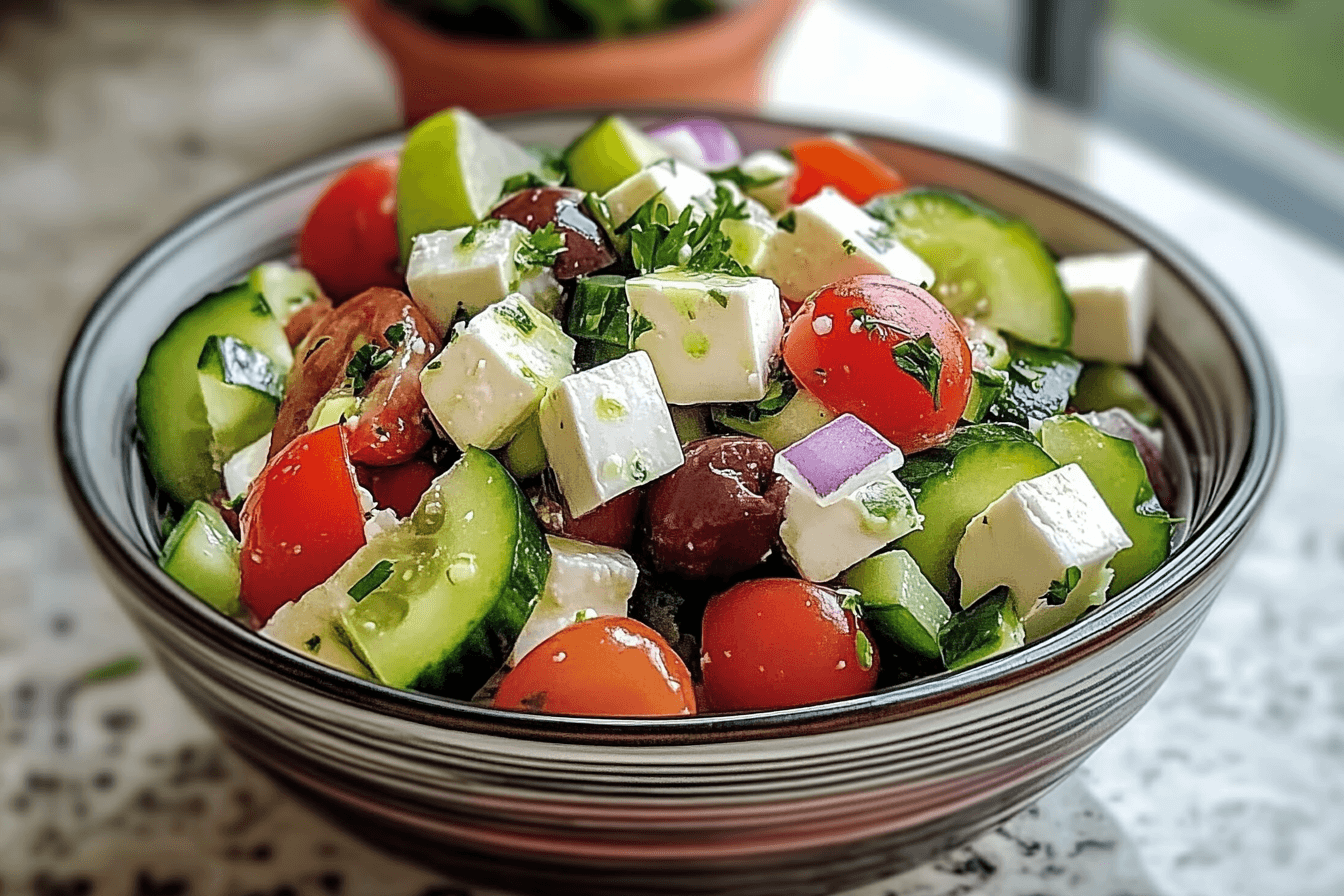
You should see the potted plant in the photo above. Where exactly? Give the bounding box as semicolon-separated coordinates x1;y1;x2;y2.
343;0;803;124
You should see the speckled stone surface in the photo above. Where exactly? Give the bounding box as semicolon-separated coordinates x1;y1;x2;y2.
3;1;1342;894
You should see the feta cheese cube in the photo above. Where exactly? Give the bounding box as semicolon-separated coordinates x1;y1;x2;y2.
420;295;575;451
779;473;923;582
510;536;639;662
539;351;684;516
626;270;784;404
406;219;562;332
955;463;1133;641
222;432;270;500
774;413;904;506
757;188;935;303
1058;251;1154;365
261;588;372;679
732;150;796;213
601;160;717;228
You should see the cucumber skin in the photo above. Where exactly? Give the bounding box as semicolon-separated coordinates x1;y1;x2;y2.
841;551;950;662
157;501;242;617
1039;415;1172;594
1073;363;1163;427
137;284;292;505
939;588;1024;671
867;188;1073;350
898;435;1058;597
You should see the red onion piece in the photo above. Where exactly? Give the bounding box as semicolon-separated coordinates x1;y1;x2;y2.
648;118;742;170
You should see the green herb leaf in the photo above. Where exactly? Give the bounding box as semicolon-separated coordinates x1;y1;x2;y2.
304;635;322;652
458;219;502;249
348;560;394;603
777;210;797;233
383;323;405;348
711;163;785;191
891;333;944;408
847;306;901;338
709;288;729;308
1044;566;1082;606
515;222;567;271
346;342;395;393
720;362;797;423
630;309;655;343
496;301;537;335
841;238;859;256
624;186;751;277
855;629;874;671
82;654;142;684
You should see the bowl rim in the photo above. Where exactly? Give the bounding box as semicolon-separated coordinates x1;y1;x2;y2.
55;106;1284;746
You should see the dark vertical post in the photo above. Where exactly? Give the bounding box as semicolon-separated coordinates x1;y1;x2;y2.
1019;0;1108;109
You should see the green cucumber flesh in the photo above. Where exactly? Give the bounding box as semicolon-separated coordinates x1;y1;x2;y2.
1038;415;1172;593
1073;363;1163;426
841;550;950;662
502;414;548;481
567;274;631;347
962;367;1008;423
247;261;320;326
197;335;283;462
340;448;549;694
564;115;669;195
939;586;1024;671
157;501;242;616
137;284;292;504
867;188;1073;349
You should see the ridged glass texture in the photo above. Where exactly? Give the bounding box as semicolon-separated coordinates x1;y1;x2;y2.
57;112;1282;896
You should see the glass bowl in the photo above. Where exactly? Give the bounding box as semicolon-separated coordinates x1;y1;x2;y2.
56;110;1282;896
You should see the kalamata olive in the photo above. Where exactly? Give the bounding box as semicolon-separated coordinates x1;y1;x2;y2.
644;436;788;580
491;186;617;279
529;477;642;550
271;287;440;466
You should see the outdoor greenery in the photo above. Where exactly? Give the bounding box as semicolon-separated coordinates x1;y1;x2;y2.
390;0;719;40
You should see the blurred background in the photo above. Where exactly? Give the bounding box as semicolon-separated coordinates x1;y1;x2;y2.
2;1;1342;895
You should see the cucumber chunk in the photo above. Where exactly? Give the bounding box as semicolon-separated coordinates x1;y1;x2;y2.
339;448;549;695
197;335;284;462
568;274;633;347
137;284;293;504
939;587;1024;671
564;115;669;195
712;367;837;450
840;549;951;662
984;339;1083;428
897;424;1058;596
1073;362;1163;427
867;188;1073;349
1038;415;1172;593
157;501;242;616
502;414;547;481
247;261;320;327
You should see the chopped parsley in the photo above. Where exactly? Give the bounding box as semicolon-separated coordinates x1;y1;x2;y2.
841;238;858;256
383;322;405;349
709;288;729;308
625;186;750;277
777;210;797;233
847;306;900;338
1044;566;1082;606
458;219;502;248
891;333;944;408
348;560;395;603
304;635;322;652
346;342;395;393
711;164;784;191
855;629;874;671
515;222;567;270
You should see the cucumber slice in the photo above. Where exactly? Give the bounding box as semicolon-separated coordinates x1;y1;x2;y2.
867;188;1073;349
840;549;951;661
1038;415;1172;593
939;586;1024;671
1073;362;1163;427
712;388;837;451
137;284;293;504
157;501;242;616
897;424;1058;596
564;115;669;195
985;339;1083;428
502;414;547;481
196;335;284;462
339;448;549;695
398;107;542;261
247;261;320;326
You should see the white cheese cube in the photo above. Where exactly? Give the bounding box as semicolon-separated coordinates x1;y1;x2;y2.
222;432;270;500
601;160;717;227
955;463;1133;640
538;351;684;516
510;536;639;662
420;295;575;451
757;188;935;303
406;219;562;333
779;473;922;582
1058;251;1154;365
626;271;783;405
733;150;796;213
261;589;372;679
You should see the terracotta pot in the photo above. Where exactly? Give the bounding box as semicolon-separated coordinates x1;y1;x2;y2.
342;0;803;124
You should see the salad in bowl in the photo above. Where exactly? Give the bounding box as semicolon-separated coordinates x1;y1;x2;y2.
140;108;1175;717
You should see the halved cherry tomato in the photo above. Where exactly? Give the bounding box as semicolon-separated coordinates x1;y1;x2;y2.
700;579;879;712
783;274;972;453
789;138;907;206
298;156;403;302
494;617;696;717
239;425;366;624
357;460;440;518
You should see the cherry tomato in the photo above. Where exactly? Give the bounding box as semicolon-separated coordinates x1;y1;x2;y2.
783;274;972;453
298;156;402;302
239;425;367;624
700;579;879;712
357;460;440;517
789;138;907;206
494;617;696;717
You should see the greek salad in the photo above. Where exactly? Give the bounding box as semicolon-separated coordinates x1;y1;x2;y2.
141;110;1174;717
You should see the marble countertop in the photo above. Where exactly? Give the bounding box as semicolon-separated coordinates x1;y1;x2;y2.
3;1;1342;893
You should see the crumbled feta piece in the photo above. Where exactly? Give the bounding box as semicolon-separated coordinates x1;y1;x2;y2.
261;588;372;679
778;473;923;582
733;150;796;213
1058;251;1154;365
955;463;1133;641
222;432;270;500
420;295;575;451
625;270;783;404
774;414;904;506
510;536;639;662
757;188;935;303
601;160;717;227
538;351;684;517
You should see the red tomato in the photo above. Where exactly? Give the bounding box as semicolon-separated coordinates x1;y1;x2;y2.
494;617;696;717
783;275;972;453
700;579;879;712
357;460;440;517
789;138;907;206
239;426;367;624
298;156;402;302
